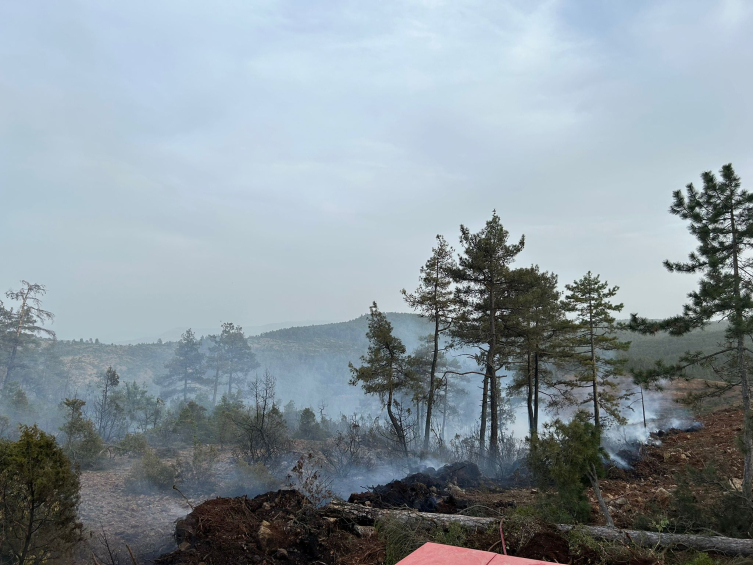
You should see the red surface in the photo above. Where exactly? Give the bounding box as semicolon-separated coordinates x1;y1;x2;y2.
397;542;552;565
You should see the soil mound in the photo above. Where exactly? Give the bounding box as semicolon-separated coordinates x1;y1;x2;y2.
154;489;381;565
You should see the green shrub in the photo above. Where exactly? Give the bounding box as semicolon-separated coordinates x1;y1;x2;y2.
125;449;176;493
668;464;753;538
527;411;606;524
0;425;82;564
60;398;104;469
117;433;148;456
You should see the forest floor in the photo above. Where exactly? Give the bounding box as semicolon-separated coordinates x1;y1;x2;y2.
73;396;746;564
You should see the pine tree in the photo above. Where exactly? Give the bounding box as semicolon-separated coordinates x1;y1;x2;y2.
0;281;55;397
92;366;125;441
508;266;571;438
450;212;524;461
157;329;207;401
562;272;630;429
349;302;415;456
206;323;259;402
402;235;457;451
222;324;258;397
630;163;753;498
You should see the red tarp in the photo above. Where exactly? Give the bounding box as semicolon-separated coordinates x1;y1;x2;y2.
397;542;552;565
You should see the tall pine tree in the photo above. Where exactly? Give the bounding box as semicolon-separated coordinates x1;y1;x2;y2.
402;235;457;451
156;329;206;401
508;266;571;438
562;272;630;429
450;212;524;461
349;302;415;456
630;164;753;498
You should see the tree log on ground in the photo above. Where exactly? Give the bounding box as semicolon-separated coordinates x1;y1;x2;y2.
326;501;753;556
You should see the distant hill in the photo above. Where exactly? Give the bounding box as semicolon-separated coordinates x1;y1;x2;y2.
53;315;736;412
55;313;435;411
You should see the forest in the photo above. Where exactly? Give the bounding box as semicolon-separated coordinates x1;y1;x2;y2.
1;164;753;565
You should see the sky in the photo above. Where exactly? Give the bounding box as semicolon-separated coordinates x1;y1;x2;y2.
1;0;752;342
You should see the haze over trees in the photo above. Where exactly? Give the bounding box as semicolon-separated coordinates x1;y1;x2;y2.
5;163;753;561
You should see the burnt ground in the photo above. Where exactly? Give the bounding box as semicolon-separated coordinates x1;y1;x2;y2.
595;406;745;528
89;401;747;564
347;461;484;513
154;490;384;565
73;455;200;564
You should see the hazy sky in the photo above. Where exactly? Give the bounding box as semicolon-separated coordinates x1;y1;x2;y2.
2;1;752;342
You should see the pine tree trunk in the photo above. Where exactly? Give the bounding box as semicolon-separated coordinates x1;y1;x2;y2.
441;379;448;445
212;367;220;406
480;374;488;456
424;315;440;451
588;463;614;528
488;289;499;463
730;210;752;499
533;351;540;434
526;352;534;438
387;385;408;456
589;300;600;429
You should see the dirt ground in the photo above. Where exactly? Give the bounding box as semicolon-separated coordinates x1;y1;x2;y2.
73;456;200;564
595;406;744;528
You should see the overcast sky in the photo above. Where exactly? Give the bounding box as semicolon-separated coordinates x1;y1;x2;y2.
1;0;752;342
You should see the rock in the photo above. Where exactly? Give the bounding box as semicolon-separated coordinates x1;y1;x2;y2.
613;497;628;506
178;541;191;551
730;478;743;491
654;487;670;507
448;485;465;498
274;548;289;560
355;525;376;537
258;520;273;547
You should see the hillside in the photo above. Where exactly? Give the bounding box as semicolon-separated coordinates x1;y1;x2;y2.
53;315;736;411
54;313;435;410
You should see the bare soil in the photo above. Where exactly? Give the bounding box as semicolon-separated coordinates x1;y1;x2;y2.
73;456;199;564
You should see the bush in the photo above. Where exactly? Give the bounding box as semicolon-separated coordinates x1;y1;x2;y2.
668;464;753;538
60;398;104;469
117;432;149;456
528;412;607;524
295;408;326;440
0;425;82;564
125;449;176;493
174;440;220;494
321;420;373;478
287;453;333;506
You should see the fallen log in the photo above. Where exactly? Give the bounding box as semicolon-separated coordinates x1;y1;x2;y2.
326;501;753;556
